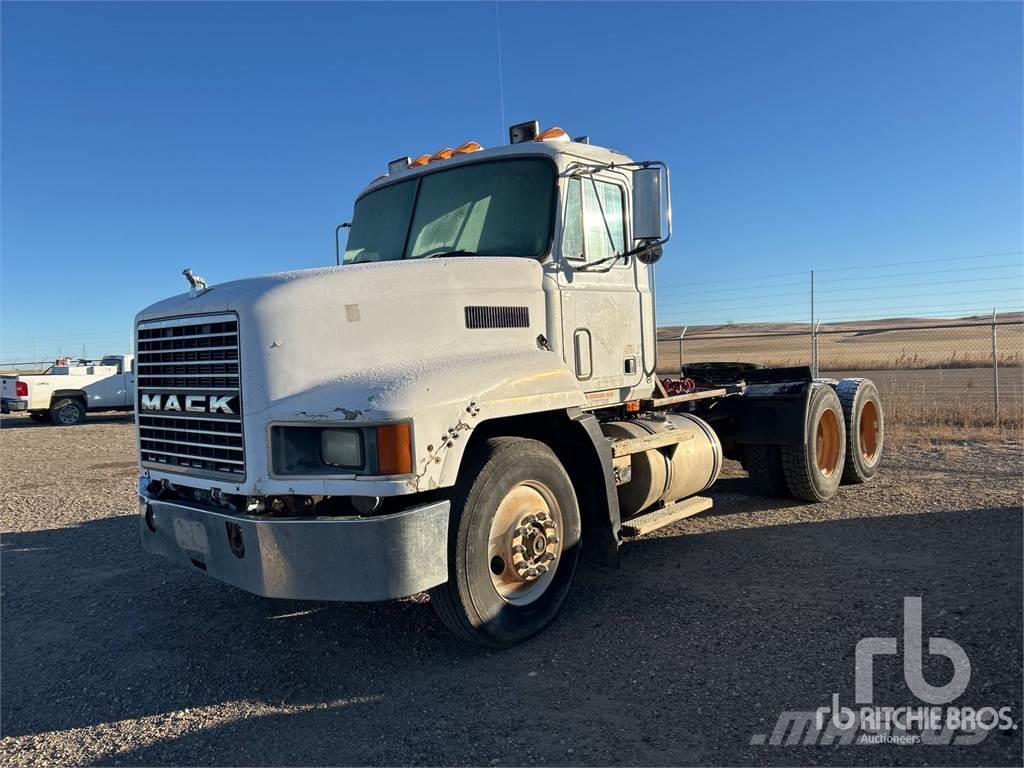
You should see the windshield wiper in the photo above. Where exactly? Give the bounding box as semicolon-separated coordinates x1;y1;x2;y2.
427;250;480;258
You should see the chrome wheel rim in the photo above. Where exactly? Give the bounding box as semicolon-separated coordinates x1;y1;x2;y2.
57;404;80;424
487;482;562;606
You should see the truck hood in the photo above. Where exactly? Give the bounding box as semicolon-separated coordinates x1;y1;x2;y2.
135;257;550;412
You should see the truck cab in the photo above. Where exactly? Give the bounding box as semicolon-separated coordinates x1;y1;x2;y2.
136;122;882;646
340;128;664;403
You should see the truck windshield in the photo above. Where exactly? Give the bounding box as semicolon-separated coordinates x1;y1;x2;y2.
344;158;554;264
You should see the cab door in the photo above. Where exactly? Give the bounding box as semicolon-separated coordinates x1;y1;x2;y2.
557;171;648;402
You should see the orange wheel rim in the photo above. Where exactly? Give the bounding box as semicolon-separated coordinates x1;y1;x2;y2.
860;400;879;462
816;408;841;477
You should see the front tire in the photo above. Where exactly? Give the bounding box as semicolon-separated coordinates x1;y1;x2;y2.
429;437;582;648
50;398;85;426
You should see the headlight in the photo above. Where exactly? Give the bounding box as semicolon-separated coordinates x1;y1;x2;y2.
270;423;412;477
321;429;363;468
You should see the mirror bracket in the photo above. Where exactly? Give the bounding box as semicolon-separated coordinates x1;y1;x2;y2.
635;242;663;265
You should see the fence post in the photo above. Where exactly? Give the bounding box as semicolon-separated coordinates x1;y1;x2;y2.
810;270;815;373
813;320;822;378
678;326;687;374
991;308;999;427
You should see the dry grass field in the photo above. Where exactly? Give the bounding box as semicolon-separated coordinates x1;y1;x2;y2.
658;314;1024;433
658;313;1024;370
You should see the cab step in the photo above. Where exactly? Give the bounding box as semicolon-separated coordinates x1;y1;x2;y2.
620;495;713;537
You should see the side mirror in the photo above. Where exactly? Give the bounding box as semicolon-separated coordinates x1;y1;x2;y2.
632;163;672;244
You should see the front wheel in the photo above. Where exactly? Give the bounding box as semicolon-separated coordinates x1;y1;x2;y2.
50;398;86;426
429;437;581;647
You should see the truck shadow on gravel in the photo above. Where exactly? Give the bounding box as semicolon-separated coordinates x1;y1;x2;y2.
695;477;806;516
1;503;1021;766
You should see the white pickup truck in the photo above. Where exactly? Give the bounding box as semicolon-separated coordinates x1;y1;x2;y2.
1;354;135;425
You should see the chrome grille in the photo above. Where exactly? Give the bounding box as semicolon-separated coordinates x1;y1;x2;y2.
136;314;245;480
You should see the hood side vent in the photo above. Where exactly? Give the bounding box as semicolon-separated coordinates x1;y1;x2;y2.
465;305;530;330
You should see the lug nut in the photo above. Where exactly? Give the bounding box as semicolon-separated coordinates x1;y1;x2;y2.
513;544;527;554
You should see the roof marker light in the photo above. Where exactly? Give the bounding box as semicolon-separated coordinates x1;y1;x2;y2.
536;126;568;142
410;154;431;168
430;147;455;162
453;141;483;155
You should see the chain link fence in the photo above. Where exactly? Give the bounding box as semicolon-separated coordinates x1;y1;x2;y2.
655;253;1024;433
657;316;1024;431
0;361;53;375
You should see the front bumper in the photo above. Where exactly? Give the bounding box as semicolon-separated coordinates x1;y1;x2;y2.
139;496;450;602
1;399;28;414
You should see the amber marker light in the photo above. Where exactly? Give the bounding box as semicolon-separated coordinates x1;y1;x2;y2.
376;423;413;475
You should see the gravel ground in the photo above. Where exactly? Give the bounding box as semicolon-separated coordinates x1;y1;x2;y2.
1;413;1021;767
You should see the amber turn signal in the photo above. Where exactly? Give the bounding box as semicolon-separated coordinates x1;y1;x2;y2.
376;423;413;475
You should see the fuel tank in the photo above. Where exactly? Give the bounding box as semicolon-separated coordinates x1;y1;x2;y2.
602;413;722;518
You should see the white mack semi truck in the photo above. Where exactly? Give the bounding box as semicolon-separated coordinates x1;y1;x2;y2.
135;122;883;647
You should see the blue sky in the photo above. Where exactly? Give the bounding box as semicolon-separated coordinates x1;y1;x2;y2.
2;1;1021;359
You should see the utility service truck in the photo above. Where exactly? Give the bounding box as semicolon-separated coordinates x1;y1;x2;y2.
135;122;884;647
2;355;136;425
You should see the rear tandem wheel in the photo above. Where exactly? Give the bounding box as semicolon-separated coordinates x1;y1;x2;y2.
744;383;848;503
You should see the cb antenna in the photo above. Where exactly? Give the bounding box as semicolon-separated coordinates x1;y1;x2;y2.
494;1;506;144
